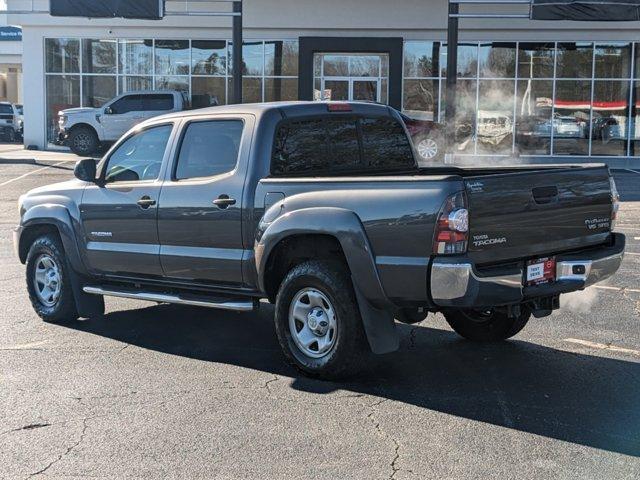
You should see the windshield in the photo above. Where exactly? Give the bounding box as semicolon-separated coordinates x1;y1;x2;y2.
0;104;13;114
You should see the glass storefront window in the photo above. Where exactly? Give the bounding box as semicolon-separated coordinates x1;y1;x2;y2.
479;42;516;79
265;40;298;77
322;55;349;77
46;75;79;142
228;41;264;76
515;80;553;155
477;80;514;154
229;77;262;103
192;76;226;107
82;75;117;107
631;82;640;156
404;41;439;78
118;39;153;75
553;80;591;155
557;43;593;79
120;76;153;93
350;56;381;77
440;43;478;78
265;78;298;102
440;80;477;153
590;81;630;156
45;38;79;73
155;76;189;95
155;40;190;75
594;43;631;79
518;43;555;79
403;79;438;121
192;40;227;75
82;39;117;74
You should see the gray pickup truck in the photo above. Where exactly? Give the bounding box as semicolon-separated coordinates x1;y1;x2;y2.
14;101;625;378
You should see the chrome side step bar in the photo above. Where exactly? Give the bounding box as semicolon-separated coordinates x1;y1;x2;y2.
83;286;254;312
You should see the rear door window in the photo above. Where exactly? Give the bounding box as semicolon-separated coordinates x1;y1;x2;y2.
174;120;244;180
143;94;174;111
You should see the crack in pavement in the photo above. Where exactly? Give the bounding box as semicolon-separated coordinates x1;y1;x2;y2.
27;417;91;478
262;375;279;394
365;398;404;479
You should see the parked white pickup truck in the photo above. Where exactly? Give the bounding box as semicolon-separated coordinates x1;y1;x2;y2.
57;90;186;156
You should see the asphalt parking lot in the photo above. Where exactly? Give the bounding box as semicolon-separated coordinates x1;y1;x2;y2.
0;151;639;479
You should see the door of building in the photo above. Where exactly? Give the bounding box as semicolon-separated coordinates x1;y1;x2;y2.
315;53;389;104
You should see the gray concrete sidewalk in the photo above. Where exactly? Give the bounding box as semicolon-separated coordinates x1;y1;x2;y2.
0;144;81;164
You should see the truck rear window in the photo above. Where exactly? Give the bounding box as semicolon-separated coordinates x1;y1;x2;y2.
271;115;415;176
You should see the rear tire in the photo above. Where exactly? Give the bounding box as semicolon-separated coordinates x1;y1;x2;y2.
26;234;78;323
68;126;99;156
274;260;368;379
443;307;531;342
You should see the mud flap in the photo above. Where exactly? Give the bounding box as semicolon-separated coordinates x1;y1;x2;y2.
65;257;104;318
354;284;399;354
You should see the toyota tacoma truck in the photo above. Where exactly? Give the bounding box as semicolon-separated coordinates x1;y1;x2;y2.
14;101;625;378
57;90;186;156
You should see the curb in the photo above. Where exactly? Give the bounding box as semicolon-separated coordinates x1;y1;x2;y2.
0;158;36;165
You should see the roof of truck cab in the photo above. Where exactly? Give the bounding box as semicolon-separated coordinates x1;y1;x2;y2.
145;101;395;124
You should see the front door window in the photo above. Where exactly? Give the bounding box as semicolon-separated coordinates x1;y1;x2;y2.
314;53;389;103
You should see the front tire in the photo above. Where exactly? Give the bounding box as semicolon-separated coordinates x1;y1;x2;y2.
68;126;99;156
274;260;367;379
443;307;531;342
26;235;78;323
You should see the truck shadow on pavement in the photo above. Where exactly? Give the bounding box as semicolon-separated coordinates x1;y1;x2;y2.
65;303;640;457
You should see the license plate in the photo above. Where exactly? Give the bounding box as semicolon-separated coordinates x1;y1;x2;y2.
526;257;556;286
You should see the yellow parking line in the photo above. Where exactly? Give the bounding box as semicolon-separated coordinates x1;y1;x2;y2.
564;338;640;357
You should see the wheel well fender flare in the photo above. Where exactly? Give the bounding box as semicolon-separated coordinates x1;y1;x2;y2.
69;123;99;138
256;207;399;354
19;204;87;276
256;207;386;306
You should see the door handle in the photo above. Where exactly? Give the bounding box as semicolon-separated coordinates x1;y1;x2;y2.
137;196;156;209
213;195;237;209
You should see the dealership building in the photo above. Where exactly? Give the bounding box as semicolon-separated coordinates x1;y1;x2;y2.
7;0;640;164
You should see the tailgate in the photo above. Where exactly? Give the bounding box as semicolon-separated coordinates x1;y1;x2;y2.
465;166;613;264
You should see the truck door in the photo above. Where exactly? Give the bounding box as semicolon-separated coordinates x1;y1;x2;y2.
157;115;252;286
102;94;144;141
80;123;175;277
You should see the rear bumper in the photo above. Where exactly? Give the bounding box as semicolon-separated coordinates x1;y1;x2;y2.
430;233;625;308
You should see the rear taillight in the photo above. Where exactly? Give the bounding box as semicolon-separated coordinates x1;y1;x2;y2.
433;191;469;255
610;177;620;230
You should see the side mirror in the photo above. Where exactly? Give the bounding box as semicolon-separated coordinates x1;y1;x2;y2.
74;158;97;183
104;106;114;115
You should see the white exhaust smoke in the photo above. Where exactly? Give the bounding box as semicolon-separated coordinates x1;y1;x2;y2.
560;287;599;314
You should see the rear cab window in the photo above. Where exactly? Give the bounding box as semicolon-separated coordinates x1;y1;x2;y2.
271;114;415;176
143;94;175;111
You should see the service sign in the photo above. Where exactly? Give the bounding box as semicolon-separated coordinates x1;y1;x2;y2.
0;27;22;42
